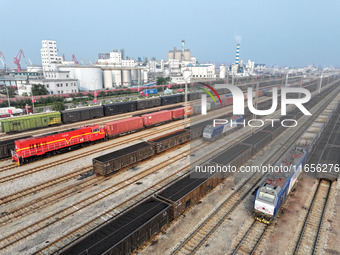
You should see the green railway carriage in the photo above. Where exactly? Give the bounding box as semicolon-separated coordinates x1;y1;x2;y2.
0;112;62;133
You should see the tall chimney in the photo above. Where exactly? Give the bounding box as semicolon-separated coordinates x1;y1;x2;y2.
235;43;240;65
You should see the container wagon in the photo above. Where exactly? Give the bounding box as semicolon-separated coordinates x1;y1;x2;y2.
93;142;155;176
171;108;185;120
141;110;172;127
61;197;171;255
61;106;104;123
104;117;144;138
0;112;61;133
103;101;137;116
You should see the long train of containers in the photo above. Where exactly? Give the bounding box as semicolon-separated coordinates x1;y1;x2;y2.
61;82;340;255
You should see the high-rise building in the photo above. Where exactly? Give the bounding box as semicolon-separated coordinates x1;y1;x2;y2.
40;40;62;70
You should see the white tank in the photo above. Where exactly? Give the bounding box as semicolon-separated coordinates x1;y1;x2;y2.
112;70;122;87
143;70;148;83
122;69;131;86
103;70;113;88
131;69;138;84
137;69;142;85
59;66;103;90
184;50;191;61
219;65;226;79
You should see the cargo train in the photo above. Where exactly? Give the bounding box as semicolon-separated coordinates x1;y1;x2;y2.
0;85;274;134
254;94;340;224
11;108;189;165
3;87;272;161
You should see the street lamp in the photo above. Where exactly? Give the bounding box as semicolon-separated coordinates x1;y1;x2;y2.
183;70;192;128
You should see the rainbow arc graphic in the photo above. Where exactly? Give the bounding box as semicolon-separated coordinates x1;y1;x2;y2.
198;82;222;106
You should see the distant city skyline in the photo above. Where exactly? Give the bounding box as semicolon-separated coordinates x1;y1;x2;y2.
1;0;339;68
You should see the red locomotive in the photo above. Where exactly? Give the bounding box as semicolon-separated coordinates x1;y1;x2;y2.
11;124;105;165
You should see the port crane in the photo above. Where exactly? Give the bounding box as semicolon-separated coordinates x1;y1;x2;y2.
13;49;25;72
72;54;79;64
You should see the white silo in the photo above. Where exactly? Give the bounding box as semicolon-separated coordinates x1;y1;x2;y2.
103;69;113;88
143;70;148;84
131;69;138;85
112;70;122;87
122;69;131;86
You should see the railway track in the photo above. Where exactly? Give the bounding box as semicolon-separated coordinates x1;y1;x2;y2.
293;180;332;255
29;117;268;254
170;87;340;255
0;79;332;253
232;221;268;255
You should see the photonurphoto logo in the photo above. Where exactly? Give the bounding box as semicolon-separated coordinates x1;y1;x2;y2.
200;83;312;128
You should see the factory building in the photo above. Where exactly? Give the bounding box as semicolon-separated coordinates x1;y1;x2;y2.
187;63;216;80
97;50;137;67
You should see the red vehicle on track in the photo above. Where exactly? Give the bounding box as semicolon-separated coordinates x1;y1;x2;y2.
11;124;105;165
104;117;144;138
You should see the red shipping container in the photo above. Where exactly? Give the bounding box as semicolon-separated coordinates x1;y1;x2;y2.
171;108;185;119
225;97;233;106
104;117;143;138
142;110;172;127
257;90;263;96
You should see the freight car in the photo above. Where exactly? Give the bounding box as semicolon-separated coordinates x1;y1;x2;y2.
104;117;144;139
93;141;155;176
160;94;183;105
61;197;171;255
141;110;172;127
93;129;191;176
136;97;161;110
61;106;104;123
103;101;137;116
12;124;105;165
0;112;62;133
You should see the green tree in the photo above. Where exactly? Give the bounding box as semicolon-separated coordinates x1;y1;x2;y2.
99;91;106;98
77;92;84;97
31;84;49;96
51;101;66;111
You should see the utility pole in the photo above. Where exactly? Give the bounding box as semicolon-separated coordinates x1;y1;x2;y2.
318;71;323;93
3;86;10;107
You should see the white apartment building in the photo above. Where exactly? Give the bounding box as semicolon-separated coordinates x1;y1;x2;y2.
40;40;62;70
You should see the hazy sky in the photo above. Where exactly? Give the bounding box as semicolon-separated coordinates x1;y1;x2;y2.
1;0;339;68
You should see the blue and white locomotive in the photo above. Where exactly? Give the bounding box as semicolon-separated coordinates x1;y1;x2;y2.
202;116;244;141
254;98;338;224
254;147;307;224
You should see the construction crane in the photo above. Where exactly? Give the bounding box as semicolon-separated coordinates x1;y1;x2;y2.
13;49;25;72
72;54;79;64
0;51;6;70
